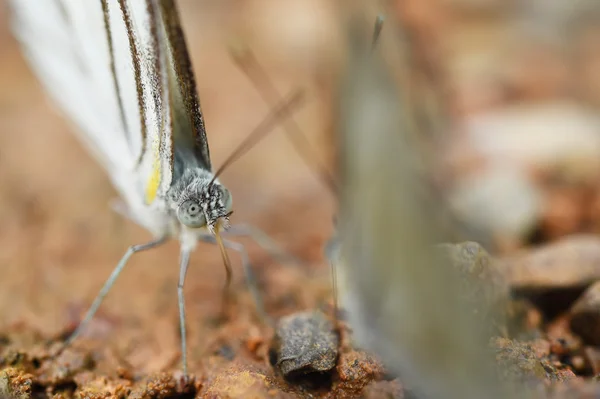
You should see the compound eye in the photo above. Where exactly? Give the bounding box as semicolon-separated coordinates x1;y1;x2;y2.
219;186;233;213
177;200;206;228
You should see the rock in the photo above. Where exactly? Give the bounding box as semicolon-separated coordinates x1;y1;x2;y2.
448;164;542;243
0;368;33;399
272;311;338;376
583;346;600;375
437;241;511;334
438;241;509;295
464;102;600;182
546;315;582;354
570;281;600;345
493;337;574;389
332;350;386;398
541;186;589;240
502;235;600;290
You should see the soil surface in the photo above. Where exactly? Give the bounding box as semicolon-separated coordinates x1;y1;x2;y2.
5;1;600;398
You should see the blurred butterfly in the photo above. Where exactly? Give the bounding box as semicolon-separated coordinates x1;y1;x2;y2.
9;0;304;375
233;10;509;398
334;11;509;399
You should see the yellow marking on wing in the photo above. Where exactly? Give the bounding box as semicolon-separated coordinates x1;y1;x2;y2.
145;138;161;204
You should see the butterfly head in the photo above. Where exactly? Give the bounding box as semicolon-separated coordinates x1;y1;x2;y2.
173;171;233;233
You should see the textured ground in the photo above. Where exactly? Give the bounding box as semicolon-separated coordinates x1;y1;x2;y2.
4;1;600;398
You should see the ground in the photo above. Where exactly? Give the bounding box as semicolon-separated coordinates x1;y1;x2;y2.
4;1;600;398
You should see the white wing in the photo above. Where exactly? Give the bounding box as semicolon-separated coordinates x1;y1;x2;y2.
10;0;178;203
12;1;132;169
10;0;217;234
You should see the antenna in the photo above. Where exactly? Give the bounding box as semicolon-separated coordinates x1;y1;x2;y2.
229;42;338;195
371;14;385;52
225;12;386;195
210;89;306;185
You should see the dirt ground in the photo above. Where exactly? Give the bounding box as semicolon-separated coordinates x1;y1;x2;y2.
5;1;600;398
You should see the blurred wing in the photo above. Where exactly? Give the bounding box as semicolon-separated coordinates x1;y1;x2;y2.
336;12;505;399
9;0;209;207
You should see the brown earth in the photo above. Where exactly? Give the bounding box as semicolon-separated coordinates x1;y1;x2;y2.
5;1;600;398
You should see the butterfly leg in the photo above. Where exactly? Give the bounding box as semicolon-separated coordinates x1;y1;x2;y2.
198;235;272;326
324;234;341;320
223;223;303;267
60;237;167;351
223;238;273;325
177;246;192;376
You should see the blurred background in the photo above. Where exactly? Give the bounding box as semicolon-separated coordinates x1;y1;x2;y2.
3;0;600;384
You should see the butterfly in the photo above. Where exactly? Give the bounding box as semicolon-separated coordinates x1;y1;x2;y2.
9;0;303;375
233;9;510;397
334;11;509;399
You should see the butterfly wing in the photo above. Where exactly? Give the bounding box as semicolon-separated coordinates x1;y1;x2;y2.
12;1;132;169
158;0;211;173
337;13;506;399
10;0;212;220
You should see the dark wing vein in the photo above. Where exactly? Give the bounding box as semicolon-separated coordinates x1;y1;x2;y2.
158;0;211;170
147;0;174;183
117;0;147;166
101;0;132;158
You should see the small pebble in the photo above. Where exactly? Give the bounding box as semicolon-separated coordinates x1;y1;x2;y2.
570;281;600;345
502;235;600;290
273;311;338;376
